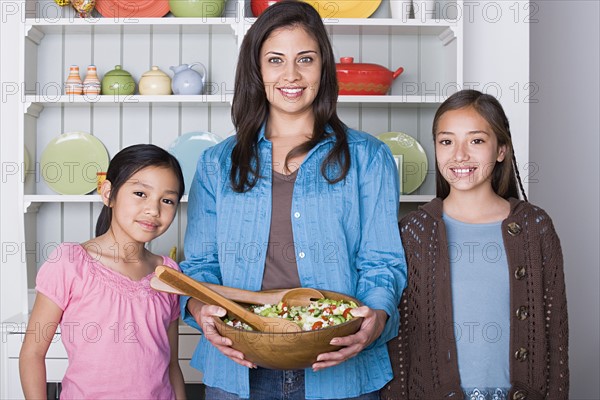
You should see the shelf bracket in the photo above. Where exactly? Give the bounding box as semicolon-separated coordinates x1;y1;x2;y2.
438;27;456;46
24;201;41;214
24;103;44;118
25;25;45;45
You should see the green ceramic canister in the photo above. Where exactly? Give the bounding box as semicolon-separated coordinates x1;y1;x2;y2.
169;0;226;17
101;65;136;96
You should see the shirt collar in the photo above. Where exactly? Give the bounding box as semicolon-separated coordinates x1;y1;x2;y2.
257;123;336;145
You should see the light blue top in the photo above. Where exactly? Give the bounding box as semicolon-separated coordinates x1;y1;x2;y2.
443;214;510;391
180;125;407;399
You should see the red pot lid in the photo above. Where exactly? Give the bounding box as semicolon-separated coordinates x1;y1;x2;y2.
96;0;170;18
336;57;389;72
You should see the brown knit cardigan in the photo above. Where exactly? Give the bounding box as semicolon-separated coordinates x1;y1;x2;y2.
381;198;569;400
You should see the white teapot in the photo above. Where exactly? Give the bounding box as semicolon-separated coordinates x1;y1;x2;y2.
170;63;207;95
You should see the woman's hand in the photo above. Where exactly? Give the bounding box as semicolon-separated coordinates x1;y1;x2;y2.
311;306;387;372
187;298;257;369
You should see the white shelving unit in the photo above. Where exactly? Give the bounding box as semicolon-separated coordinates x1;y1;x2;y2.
4;0;463;397
18;0;463;304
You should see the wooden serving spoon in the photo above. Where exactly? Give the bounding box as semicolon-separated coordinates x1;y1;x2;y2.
150;276;323;307
154;266;302;333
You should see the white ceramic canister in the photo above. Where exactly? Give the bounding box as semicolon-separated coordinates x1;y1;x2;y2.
139;66;172;95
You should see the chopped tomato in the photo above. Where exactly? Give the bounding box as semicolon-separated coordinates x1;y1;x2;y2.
311;321;323;330
343;308;354;319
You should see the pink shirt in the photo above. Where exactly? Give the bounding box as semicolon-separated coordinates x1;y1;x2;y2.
36;243;180;400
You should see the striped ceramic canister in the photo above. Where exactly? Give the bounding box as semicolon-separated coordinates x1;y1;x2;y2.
65;65;83;95
83;65;101;96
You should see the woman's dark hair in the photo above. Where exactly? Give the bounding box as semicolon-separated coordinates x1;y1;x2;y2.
230;0;349;192
432;89;528;201
95;144;185;236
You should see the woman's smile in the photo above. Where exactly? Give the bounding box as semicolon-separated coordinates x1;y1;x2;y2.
277;86;305;100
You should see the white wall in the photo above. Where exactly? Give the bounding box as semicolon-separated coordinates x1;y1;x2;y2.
463;0;530;191
1;1;29;322
530;1;600;399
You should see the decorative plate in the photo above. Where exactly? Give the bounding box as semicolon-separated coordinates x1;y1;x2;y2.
40;132;110;195
168;131;223;194
377;131;428;194
303;0;382;18
95;0;170;18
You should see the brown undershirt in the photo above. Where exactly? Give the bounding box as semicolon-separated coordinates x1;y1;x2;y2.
261;169;301;291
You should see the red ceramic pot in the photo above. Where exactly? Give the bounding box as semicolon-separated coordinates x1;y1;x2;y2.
336;57;404;95
251;0;282;16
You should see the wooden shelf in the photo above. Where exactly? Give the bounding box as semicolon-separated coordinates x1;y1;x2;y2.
25;17;238;35
24;95;233;112
23;95;444;111
22;194;429;213
338;95;447;104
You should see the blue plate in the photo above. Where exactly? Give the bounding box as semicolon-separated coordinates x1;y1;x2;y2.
168;131;223;194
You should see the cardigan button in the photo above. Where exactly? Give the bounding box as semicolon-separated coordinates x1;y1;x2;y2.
514;266;526;280
507;222;522;236
516;306;529;320
514;347;529;361
512;389;527;399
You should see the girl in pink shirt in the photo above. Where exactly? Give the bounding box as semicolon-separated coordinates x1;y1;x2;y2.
19;144;187;399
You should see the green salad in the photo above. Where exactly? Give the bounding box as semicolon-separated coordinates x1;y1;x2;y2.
224;298;357;331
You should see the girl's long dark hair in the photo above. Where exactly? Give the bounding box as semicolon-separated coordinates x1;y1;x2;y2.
95;144;185;236
432;89;528;201
230;0;350;192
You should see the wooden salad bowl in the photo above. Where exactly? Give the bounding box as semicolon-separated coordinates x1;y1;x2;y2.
213;289;363;370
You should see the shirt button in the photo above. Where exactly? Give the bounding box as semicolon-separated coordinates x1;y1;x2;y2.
514;266;526;280
514;347;528;362
294;212;300;219
298;252;305;259
516;306;529;320
512;390;527;400
507;222;522;236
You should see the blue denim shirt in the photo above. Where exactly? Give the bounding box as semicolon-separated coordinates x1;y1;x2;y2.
180;126;407;399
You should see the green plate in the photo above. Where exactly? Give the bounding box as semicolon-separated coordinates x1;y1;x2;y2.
40;132;110;195
377;131;428;194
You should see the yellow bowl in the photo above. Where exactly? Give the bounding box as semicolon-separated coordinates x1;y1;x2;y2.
302;0;381;18
213;289;363;370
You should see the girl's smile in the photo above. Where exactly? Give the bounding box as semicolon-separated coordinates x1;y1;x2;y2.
137;219;159;231
449;166;477;178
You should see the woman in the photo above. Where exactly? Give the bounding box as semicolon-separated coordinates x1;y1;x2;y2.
180;1;407;399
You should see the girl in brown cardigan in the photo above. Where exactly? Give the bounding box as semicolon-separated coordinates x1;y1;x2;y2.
382;90;569;400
